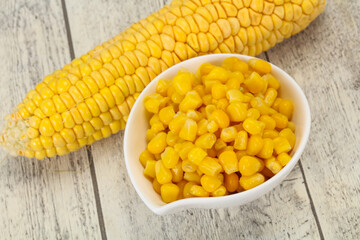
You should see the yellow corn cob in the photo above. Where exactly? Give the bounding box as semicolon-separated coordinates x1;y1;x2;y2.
0;0;326;159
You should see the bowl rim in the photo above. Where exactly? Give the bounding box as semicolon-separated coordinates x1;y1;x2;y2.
124;53;311;215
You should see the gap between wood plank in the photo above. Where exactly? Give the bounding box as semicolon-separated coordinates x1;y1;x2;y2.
60;0;107;239
266;51;324;240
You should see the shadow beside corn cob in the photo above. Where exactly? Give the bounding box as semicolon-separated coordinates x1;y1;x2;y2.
0;0;326;159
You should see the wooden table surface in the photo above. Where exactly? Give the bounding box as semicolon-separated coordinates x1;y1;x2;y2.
0;0;359;239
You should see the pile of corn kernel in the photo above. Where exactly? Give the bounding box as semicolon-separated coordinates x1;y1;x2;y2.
140;57;296;203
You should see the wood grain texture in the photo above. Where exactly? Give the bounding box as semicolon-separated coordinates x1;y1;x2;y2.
0;1;101;239
267;0;360;239
65;0;321;239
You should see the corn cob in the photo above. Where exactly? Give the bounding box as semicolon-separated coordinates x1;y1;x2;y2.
0;0;326;159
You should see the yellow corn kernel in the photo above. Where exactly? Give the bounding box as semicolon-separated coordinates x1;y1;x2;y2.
152;178;161;194
226;89;244;103
156;79;172;96
209;109;230;129
205;66;229;83
277;152;292;166
247;135;264;156
197;119;208;136
214;138;227;151
263;129;279;139
206;120;219;133
175;71;195;90
272;98;283;111
146;129;157;142
161;183;180;203
179;91;203;112
178;141;195;160
143;160;157;178
256;138;274;159
259;115;276;130
35;150;47;160
39;118;55;137
247;108;261;120
147;132;167;154
248;58;271;74
155;160;172;184
188;147;207;165
272;113;288;129
234;130;248;150
27;127;39;139
201;175;222;192
179;119;197;141
199;157;223;176
211;185;227;197
150;121;165;133
39;135;53;149
288;121;295;132
244;72;266;94
226;102;247;122
166;132;179;147
161;146;179;168
30;137;43;151
264;88;278;106
278;99;294;120
82;122;95;137
218;150;238;174
195;133;217;149
182;159;197;173
239;173;265;190
171;162;183;183
190;185;209;197
239;156;264;176
60;128;76;144
273;136;292;154
92;130;103;141
279;128;296;148
139;149;154;167
235;150;247;160
159;106;175;125
216;98;229;111
211;83;227;100
224;173;239;193
222;57;247;72
184;172;201;184
263;73;280;90
144;94;163;113
29;116;41;129
220;127;237;142
264;157;282;174
169;114;187;134
183;182;196;198
242;118;265;135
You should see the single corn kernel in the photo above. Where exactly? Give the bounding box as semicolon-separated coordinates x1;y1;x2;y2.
171;91;184;104
218;150;239;174
146;129;156;141
179;91;203;112
224;173;239;193
264;88;278;106
144;94;163;113
211;185;227;197
190;185;209;197
147;132;167;154
195;133;217;149
150;121;165;133
273;137;292;154
153;178;161;194
184;172;201;184
247;108;261;120
169;114;187;134
248;58;272;74
263;74;280;90
259;115;276;130
216;98;229;111
264;157;282;174
186;110;202;121
278;99;294;120
201;175;222;192
263;129;279;139
209;109;230;129
214;139;227;151
161;146;179;169
178;141;195;160
288;121;295;132
179;119;197;141
182;159;197;173
279;128;296;148
139;149;155;167
226;102;247;122
197;119;208;136
173;72;194;95
159;106;175;125
156;79;171;96
207;120;219;133
199;157;223;176
183;182;197;198
247;135;264;156
226;89;244;103
277;152;292;166
239;173;265;190
205;66;229;83
272;98;283;111
211;83;227;100
235;150;247;160
220;127;237;142
177;180;187;199
256;138;274;159
234;130;248;150
155;160;172;184
243;118;265;135
222;57;248;73
239;156;264;176
143;160;157;178
188;147;208;165
161;183;180;203
171;162;184;183
207;148;217;158
244;72;266;94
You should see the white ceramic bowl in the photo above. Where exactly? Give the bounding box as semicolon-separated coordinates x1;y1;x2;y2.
124;54;311;215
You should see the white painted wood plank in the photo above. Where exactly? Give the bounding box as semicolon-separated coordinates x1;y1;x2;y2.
0;1;101;239
267;1;360;239
66;0;322;239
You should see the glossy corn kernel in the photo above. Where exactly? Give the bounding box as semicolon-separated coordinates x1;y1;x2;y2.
263;74;280;90
190;185;209;197
144;94;163;113
155;160;172;184
159;106;175;125
257;138;274;159
152;178;161;194
220;127;237;142
226;89;244;103
239;156;264;176
218;150;238;174
264;157;282;174
247;108;261;120
179;119;197;141
207;120;219;133
288;121;295;132
178;141;195;160
277;152;292;166
188;147;207;165
183;182;196;198
226;102;247;122
263;129;279;139
171;162;183;183
169;114;187;134
143;160;157;178
161;183;180;203
259;115;276;130
279;128;296;148
248;58;272;74
243;118;265;135
166;131;179;147
201;175;222;192
214;139;227;151
211;185;227;197
224;173;239;193
211;83;227;100
147;132;167;154
173;72;194;95
239;173;265;190
244;72;266;94
182;159;197;173
234;130;248;150
184;172;201;184
199;157;223;176
179;91;203;112
161;146;179;168
246;135;264;155
264;88;278;106
156;79;171;96
278;99;294;120
197;119;208;136
195;133;217;149
209;109;230;129
273;137;292;154
205;66;229;83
